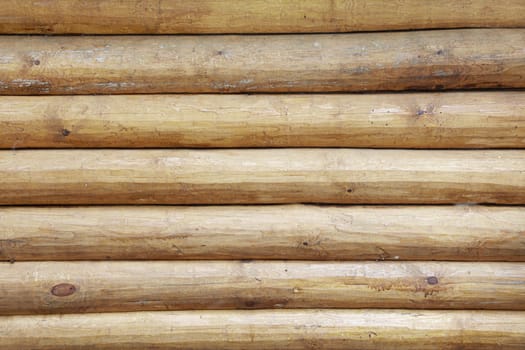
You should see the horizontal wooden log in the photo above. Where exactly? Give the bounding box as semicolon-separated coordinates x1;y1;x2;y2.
1;29;524;95
2;92;525;149
2;310;525;349
1;261;524;314
1;0;524;34
1;149;524;205
2;205;524;262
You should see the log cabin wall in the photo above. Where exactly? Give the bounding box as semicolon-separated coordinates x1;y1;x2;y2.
0;1;524;349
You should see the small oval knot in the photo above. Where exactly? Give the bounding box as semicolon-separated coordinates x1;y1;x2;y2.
426;276;439;285
51;283;77;297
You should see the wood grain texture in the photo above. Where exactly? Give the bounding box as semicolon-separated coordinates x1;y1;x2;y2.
1;29;524;95
2;310;525;349
1;205;524;262
0;0;524;34
1;261;524;314
2;92;525;149
1;149;524;205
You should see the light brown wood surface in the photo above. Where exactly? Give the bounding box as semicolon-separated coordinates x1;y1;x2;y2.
2;205;524;262
0;0;524;34
1;1;524;345
2;310;525;349
1;149;524;205
1;29;524;94
2;92;525;149
1;261;525;314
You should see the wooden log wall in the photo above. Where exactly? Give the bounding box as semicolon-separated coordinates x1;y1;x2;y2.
0;1;524;349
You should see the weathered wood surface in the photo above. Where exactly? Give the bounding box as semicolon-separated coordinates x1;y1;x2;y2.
2;205;524;262
1;149;524;205
2;92;525;149
1;0;524;34
1;29;524;95
1;261;524;314
2;310;525;349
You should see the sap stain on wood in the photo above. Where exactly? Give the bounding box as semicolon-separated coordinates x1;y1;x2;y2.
365;277;444;298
